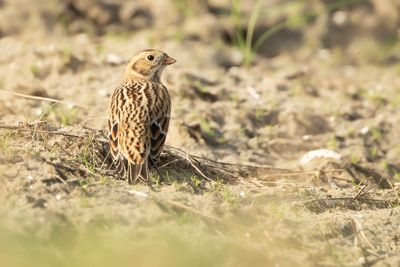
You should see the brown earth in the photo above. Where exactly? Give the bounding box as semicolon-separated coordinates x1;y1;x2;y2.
0;0;400;266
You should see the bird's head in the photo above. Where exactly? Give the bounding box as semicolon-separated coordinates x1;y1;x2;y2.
123;49;176;82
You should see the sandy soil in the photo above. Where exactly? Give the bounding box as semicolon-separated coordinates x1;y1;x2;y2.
0;0;400;266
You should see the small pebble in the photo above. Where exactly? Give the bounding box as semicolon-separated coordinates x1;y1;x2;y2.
128;189;148;198
332;11;347;26
247;86;260;100
67;103;75;109
106;53;124;65
300;149;342;165
98;89;110;97
360;126;369;135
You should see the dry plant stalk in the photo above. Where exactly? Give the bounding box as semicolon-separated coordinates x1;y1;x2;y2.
351;216;381;264
0;89;90;109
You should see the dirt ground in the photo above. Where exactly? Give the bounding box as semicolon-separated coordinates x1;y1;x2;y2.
0;0;400;266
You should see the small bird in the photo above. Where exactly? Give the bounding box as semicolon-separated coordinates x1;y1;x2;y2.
107;49;176;184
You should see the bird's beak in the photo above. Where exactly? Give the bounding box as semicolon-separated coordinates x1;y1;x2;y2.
163;55;177;65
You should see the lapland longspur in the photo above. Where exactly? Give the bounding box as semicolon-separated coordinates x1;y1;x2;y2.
108;49;176;184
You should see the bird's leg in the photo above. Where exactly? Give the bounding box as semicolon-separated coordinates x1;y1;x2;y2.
153;164;170;185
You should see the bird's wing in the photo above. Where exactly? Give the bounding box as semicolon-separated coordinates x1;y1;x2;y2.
149;115;170;166
108;83;150;183
149;85;171;166
108;87;123;162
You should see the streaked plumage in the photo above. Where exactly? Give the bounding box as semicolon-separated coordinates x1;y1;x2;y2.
107;49;176;184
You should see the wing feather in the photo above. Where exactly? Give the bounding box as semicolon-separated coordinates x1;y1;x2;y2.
108;82;151;182
148;85;170;167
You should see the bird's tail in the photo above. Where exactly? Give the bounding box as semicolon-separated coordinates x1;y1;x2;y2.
127;159;149;184
114;156;126;175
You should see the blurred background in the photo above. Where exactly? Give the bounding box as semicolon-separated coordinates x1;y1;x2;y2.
0;0;400;266
0;0;399;63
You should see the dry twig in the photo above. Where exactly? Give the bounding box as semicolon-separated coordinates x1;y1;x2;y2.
0;89;90;109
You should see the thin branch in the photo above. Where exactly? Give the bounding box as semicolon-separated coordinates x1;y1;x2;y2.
158;158;183;169
184;155;214;182
0;125;86;138
0;89;90;109
353;185;367;200
351;216;378;253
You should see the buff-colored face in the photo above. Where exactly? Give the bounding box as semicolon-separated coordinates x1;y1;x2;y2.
125;49;176;82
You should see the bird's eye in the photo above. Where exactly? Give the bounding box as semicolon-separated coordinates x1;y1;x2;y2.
147;55;155;61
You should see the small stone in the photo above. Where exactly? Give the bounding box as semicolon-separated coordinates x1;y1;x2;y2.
300;149;342;165
247;86;260;100
98;89;110;97
360;126;369;135
128;189;148;198
105;53;124;65
332;11;347;26
66;103;75;109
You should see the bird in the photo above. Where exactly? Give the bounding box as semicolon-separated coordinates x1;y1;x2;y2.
107;49;176;184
